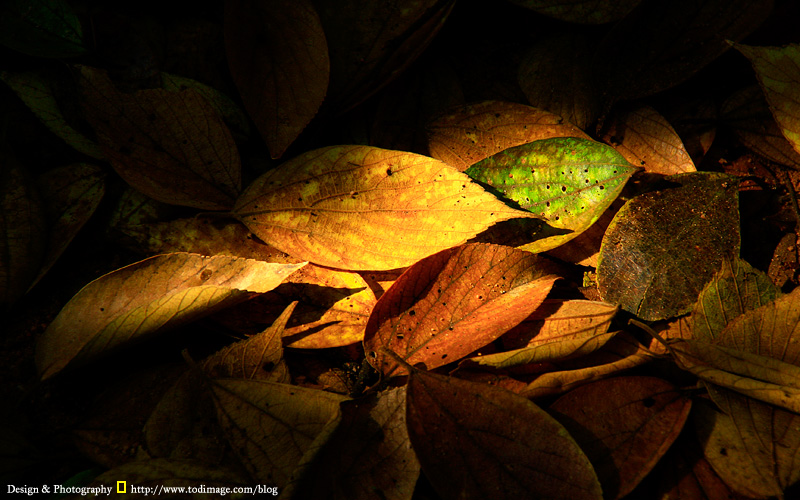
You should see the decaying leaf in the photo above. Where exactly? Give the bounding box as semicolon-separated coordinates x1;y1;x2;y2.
550;376;691;500
406;367;603;500
364;243;558;378
427;100;590;171
507;0;641;24
234;145;533;270
35;253;305;379
597;172;740;321
225;0;328;159
466;137;638;252
79;66;241;210
0;0;87;58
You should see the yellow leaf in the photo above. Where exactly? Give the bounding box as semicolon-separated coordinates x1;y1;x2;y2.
234;145;532;270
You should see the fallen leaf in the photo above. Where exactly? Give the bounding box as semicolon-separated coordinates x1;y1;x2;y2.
426;100;590;171
550;376;691;500
233;145;533;270
692;257;779;342
593;0;772;103
597;172;741;321
0;71;104;159
282;387;419;500
721;84;800;169
225;0;328;159
601;105;696;174
0;153;46;308
314;0;456;111
35;253;305;379
545;197;621;267
503;299;619;349
79;66;241;210
210;378;348;487
406;367;603;500
506;0;642;24
518;33;599;129
736;42;800;158
30;163;105;289
0;0;87;58
364;243;558;378
466;137;638;252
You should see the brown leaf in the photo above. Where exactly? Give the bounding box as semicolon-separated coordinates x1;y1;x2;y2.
550;376;692;500
406;367;603;500
426;100;590;171
79;66;241;210
282;387;420;500
518;33;599;130
225;0;328;159
210;378;348;487
233;145;532;270
546;197;621;267
36;253;305;380
602;105;696;174
507;0;642;24
364;243;558;378
0;153;46;308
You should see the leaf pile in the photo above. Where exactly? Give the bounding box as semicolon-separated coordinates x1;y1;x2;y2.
6;1;800;499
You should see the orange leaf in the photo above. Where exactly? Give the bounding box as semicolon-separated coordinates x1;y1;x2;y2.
550;376;692;500
406;368;602;500
35;253;305;380
225;0;328;159
233;145;532;270
427;100;589;170
79;66;241;210
364;243;558;378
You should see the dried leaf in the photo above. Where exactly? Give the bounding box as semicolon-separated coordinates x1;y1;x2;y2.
601;105;696;174
427;100;589;171
545;197;620;267
31;163;105;289
507;0;641;24
234;145;533;270
0;71;104;159
283;387;419;500
0;0;86;58
36;253;305;380
550;376;691;499
210;379;348;487
364;243;558;378
466;137;638;252
597;173;741;321
225;0;328;159
518;33;599;129
79;66;241;210
692;257;779;342
406;368;603;500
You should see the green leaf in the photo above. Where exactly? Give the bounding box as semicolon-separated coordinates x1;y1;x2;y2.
465;137;638;252
597;172;741;321
0;0;86;58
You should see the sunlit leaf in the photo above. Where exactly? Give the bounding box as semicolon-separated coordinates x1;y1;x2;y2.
79;66;241;210
507;0;641;24
406;367;603;500
283;387;419;500
30;163;105;289
601;105;696;174
597;172;740;321
427;100;589;171
234;145;533;270
546;197;620;267
736;42;800;158
593;0;772;103
210;379;348;487
1;154;46;308
0;71;104;159
364;243;558;378
0;0;86;58
35;253;305;379
518;34;599;129
550;376;691;500
466;137;638;252
225;0;328;159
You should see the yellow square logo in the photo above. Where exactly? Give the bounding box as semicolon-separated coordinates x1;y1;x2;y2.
117;481;126;493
